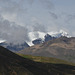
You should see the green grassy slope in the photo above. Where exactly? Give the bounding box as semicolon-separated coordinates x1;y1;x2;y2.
18;54;75;66
17;54;75;75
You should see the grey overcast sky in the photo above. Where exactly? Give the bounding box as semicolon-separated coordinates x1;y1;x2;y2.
0;0;75;43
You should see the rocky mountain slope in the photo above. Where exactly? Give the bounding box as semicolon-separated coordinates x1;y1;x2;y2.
19;37;75;62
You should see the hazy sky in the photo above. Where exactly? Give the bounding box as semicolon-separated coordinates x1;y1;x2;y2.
0;0;75;44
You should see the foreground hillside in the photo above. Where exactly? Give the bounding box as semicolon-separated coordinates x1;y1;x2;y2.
0;46;75;75
18;37;75;62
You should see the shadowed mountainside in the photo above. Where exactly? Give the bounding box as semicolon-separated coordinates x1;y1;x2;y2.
0;46;75;75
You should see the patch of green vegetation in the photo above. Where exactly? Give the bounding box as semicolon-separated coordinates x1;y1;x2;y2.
18;53;75;66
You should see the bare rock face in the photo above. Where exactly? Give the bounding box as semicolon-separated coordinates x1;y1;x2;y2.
44;34;56;42
32;38;43;45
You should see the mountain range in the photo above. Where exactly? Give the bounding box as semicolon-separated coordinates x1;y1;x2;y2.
1;30;75;63
18;36;75;62
0;30;70;51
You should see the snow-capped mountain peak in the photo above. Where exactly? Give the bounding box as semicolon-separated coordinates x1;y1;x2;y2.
28;30;71;46
28;31;46;46
59;30;68;36
48;30;70;38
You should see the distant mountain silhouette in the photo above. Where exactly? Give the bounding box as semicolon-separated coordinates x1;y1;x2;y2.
0;42;29;52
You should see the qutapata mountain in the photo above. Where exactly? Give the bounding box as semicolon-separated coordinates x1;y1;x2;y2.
19;37;75;62
0;46;75;75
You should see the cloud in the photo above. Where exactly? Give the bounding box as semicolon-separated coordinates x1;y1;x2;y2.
39;0;54;10
49;11;58;19
32;23;46;32
0;0;27;23
0;15;29;44
0;0;27;13
30;17;46;32
27;0;34;5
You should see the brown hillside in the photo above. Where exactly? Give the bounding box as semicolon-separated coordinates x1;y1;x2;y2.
19;37;75;62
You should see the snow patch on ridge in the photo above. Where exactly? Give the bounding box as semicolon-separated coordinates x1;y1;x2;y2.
28;31;46;46
48;30;71;38
28;30;71;46
0;39;6;43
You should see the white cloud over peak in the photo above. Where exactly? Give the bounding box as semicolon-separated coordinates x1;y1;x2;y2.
0;15;29;44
